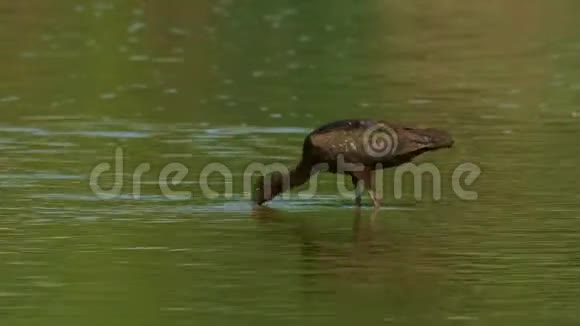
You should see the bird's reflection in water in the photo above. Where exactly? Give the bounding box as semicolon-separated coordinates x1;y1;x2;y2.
352;207;380;244
251;205;386;293
251;205;381;243
250;205;284;223
251;205;384;259
251;205;444;304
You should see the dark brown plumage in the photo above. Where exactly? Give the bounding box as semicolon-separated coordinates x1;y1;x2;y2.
253;119;454;207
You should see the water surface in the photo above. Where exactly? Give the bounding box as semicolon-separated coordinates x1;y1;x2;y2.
1;1;580;325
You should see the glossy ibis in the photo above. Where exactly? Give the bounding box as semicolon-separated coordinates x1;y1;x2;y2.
253;119;453;207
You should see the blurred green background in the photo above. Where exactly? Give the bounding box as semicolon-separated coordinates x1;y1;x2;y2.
1;1;580;325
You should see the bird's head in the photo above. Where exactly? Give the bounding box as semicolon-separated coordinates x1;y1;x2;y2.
252;172;287;206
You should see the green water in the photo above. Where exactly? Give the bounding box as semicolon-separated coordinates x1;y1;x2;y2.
2;1;580;325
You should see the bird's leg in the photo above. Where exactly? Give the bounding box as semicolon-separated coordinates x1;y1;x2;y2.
353;170;382;208
369;171;383;209
351;174;363;207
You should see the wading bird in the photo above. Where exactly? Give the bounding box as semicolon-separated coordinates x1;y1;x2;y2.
253;119;453;208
